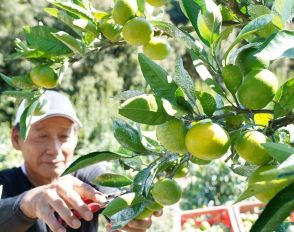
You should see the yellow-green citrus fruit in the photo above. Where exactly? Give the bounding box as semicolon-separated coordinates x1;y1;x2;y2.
237;69;278;110
147;201;163;212
101;19;122;42
146;0;165;7
152;179;182;205
185;122;230;160
30;65;58;89
225;114;245;129
222;64;243;94
143;38;170;60
190;156;211;165
248;165;287;202
235;130;272;165
112;0;138;25
174;162;189;178
135;207;154;220
235;47;269;74
156;118;187;153
122;17;153;46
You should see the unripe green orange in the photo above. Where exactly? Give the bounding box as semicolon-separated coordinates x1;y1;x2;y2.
185;122;230;160
235;47;269;75
173;162;189;178
190;156;211;165
237;69;278;110
146;0;165;7
222;64;243;94
156;118;187;153
122;17;153;45
112;0;138;25
135;207;154;220
235;130;272;165
30;65;58;89
152;179;181;205
143;38;170;60
101;19;122;42
147;201;163;212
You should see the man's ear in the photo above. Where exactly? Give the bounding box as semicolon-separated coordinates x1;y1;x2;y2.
11;126;22;150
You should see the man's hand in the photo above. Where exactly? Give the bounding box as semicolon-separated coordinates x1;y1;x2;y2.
20;175;106;232
106;210;163;232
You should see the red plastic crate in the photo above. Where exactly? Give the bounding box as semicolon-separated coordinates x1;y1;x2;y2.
180;206;239;232
233;202;265;232
233;202;294;232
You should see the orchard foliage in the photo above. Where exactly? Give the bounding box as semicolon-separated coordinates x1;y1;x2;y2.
1;0;294;231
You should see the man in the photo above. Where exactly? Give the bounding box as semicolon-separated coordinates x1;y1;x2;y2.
0;90;160;232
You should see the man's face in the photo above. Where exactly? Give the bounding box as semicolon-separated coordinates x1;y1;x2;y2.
16;116;78;184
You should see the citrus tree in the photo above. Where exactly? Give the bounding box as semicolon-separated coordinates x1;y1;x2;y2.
1;0;294;231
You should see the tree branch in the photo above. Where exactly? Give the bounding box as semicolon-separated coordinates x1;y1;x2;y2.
266;114;294;135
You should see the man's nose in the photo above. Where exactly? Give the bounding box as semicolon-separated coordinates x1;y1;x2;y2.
46;137;62;156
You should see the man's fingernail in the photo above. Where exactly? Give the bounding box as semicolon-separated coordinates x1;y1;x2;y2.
72;219;81;228
58;228;66;232
85;211;93;221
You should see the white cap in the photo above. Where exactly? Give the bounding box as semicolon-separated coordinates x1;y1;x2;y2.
14;90;82;127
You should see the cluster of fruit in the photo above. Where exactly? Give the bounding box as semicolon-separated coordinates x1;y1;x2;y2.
152;46;283;203
182;218;230;232
240;207;262;232
101;0;170;60
27;0;171;90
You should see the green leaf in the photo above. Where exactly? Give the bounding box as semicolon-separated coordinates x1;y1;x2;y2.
137;0;145;13
189;50;225;97
272;0;294;24
2;90;36;98
262;142;294;163
175;87;194;112
62;151;131;175
11;75;36;90
150;20;207;59
187;0;222;45
23;26;72;57
102;192;146;217
112;118;147;153
132;167;152;194
255;30;294;61
91;173;133;187
138;53;178;103
161;98;188;117
118;94;171;125
224;14;274;62
250;183;294;232
174;56;196;108
52;31;85;54
274;77;294;118
181;0;207;46
92;10;110;20
72;18;99;36
248;5;271;19
195;91;216;116
0;73;16;88
44;8;82;37
20;99;39;140
109;202;148;231
236;165;294;202
47;0;94;22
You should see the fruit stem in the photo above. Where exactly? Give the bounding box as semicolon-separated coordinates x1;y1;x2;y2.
266;113;294;135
